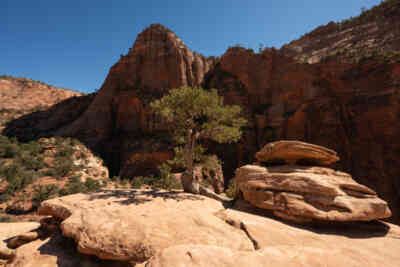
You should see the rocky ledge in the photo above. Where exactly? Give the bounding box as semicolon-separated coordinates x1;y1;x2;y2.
0;189;399;267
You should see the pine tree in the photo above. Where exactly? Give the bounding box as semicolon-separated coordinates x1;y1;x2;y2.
150;87;247;195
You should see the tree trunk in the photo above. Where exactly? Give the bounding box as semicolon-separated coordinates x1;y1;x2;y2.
182;129;200;193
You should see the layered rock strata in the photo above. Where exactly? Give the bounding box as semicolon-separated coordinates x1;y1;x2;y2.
235;164;391;223
235;141;391;223
255;140;339;165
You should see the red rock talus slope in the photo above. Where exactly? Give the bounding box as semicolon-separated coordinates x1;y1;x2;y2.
281;0;400;63
0;76;83;130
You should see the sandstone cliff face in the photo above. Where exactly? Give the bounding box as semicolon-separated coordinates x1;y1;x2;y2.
57;24;213;177
204;47;400;224
281;0;400;64
3;19;400;224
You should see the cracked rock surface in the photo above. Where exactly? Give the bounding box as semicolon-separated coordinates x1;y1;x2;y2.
235;164;391;223
34;189;400;266
38;190;254;263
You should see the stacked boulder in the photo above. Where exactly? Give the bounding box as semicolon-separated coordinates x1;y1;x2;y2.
235;140;392;223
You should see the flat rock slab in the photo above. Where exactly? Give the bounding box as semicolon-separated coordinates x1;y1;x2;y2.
141;207;400;267
38;190;253;263
255;140;339;166
235;165;391;223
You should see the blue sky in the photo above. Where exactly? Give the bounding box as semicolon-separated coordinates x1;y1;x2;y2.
1;0;380;93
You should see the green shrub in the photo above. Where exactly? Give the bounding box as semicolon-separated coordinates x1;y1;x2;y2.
0;143;19;158
131;175;157;189
225;180;237;199
17;154;46;171
55;146;74;158
0;216;11;223
0;193;10;203
32;184;59;206
53;158;74;178
84;178;101;191
59;176;103;196
131;164;181;190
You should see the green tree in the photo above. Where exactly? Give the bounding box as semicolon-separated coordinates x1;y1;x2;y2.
150;87;246;195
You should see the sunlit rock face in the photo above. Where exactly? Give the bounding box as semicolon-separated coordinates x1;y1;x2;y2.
57;24;213;177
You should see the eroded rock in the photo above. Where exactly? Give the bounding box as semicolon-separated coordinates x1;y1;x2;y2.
0;222;40;264
38;190;253;263
141;206;400;267
235;165;391;223
255;140;339;166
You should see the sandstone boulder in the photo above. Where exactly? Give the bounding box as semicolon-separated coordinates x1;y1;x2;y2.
235;165;391;223
38;190;253;263
255;140;339;166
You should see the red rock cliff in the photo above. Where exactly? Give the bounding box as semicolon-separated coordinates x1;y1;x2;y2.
281;0;400;63
204;46;400;224
4;20;400;224
57;24;213;177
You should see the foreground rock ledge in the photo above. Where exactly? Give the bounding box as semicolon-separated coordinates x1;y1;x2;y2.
34;190;400;266
235;165;392;223
255;140;340;166
38;190;253;263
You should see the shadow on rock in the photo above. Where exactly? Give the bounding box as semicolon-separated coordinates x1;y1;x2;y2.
88;189;205;205
231;199;391;239
3;94;94;142
36;233;131;267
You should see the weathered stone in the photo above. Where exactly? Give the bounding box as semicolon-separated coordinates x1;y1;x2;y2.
8;232;40;249
255;140;339;166
235;165;391;223
141;206;400;267
0;222;40;263
38;191;253;263
7;233;130;267
27;189;400;267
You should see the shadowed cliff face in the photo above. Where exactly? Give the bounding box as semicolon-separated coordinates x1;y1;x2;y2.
4;21;400;224
203;47;400;224
55;24;213;177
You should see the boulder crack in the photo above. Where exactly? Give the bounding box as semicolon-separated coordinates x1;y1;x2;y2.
239;222;260;250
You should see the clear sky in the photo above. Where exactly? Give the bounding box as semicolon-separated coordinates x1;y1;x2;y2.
1;0;380;93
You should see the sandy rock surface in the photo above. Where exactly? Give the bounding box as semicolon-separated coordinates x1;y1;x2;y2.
7;233;130;267
235;165;391;223
0;222;40;264
142;205;400;267
33;190;400;266
255;140;339;166
38;190;253;263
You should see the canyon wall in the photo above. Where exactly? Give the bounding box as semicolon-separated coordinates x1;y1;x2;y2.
4;9;400;223
281;0;400;63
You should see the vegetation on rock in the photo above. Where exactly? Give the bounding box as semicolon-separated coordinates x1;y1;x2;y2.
0;135;109;213
150;87;246;194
